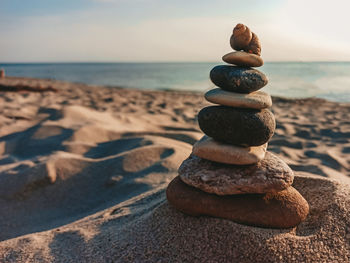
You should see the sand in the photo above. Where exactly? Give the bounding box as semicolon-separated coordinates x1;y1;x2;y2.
0;77;349;262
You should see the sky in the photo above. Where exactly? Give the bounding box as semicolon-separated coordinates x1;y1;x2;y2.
1;0;350;62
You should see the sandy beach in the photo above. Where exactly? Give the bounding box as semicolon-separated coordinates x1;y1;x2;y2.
0;77;350;262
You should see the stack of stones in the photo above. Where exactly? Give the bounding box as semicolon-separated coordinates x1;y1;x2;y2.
0;69;5;79
167;23;309;228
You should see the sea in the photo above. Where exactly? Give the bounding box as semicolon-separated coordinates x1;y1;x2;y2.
1;62;350;102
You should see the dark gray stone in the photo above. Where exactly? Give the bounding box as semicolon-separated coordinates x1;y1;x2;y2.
210;65;268;93
198;106;275;146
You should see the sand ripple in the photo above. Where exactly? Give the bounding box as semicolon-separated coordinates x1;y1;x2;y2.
0;78;349;262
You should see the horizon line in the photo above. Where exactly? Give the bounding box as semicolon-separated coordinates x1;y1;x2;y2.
2;60;350;64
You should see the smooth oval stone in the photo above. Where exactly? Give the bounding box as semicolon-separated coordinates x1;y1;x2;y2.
198;106;275;146
179;152;293;195
210;65;268;93
166;176;309;229
222;51;263;67
192;136;267;165
205;88;272;109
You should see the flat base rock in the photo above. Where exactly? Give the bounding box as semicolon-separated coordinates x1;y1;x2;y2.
209;65;268;93
166;176;309;229
100;175;350;262
192;136;267;165
198;106;275;146
179;152;294;195
222;51;264;67
205;88;272;109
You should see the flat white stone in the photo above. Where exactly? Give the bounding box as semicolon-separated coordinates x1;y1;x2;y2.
222;51;263;67
192;136;267;165
205;88;272;109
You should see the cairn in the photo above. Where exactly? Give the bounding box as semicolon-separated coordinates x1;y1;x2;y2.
166;23;309;228
0;69;5;79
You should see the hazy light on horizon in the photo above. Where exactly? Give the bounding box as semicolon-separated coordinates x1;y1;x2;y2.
1;0;350;62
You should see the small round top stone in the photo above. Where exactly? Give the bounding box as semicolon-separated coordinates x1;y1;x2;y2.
230;23;261;56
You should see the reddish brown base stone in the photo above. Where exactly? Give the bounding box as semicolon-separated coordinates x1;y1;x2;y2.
166;176;309;229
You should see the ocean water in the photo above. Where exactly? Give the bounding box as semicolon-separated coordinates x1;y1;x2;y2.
1;62;350;102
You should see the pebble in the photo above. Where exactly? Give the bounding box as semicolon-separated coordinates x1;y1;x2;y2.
198;106;275;146
205;88;272;109
166;176;309;228
192;136;267;165
210;65;268;93
222;51;263;67
179;152;294;195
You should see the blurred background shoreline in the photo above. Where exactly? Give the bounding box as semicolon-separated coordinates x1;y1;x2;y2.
2;61;350;102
